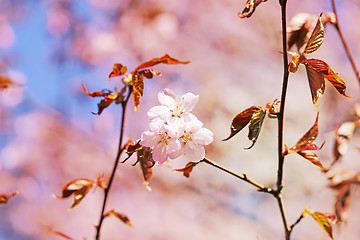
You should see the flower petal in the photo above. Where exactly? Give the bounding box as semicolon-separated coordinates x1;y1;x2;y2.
179;92;199;112
192;128;214;146
152;142;168;164
158;89;177;108
148;106;171;121
183;144;205;162
140;131;157;147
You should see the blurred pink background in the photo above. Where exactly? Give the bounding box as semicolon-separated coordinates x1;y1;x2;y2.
0;0;359;239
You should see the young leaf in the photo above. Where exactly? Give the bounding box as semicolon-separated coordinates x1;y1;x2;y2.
54;179;95;209
305;60;325;105
223;106;262;141
246;108;266;149
104;209;132;227
0;191;19;204
132;74;144;112
303;14;325;54
137;147;154;191
288;12;336;52
297;151;328;170
292;112;320;151
175;161;200;178
288;113;327;170
333;121;357;165
238;0;267;19
302;207;335;239
109;63;127;80
82;84;121;115
138;69;162;79
135;54;190;71
305;59;350;100
96;174;107;189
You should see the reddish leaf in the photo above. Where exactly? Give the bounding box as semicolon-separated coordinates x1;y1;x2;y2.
82;84;122;115
266;99;280;116
175;161;200;178
132;74;144;112
223;106;262;141
96;174;107;189
54;179;95;209
137;147;154;191
238;0;267;19
0;191;19;204
138;69;162;79
109;63;127;80
292;112;320;151
135;54;190;71
288;113;327;170
105;209;132;227
304;62;325;105
333;121;357;165
305;59;350;100
288;12;336;52
125;140;143;159
246;108;266;149
303;14;325;54
302;207;335;239
297;151;328;170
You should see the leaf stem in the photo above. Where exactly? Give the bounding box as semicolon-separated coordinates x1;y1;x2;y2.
95;89;133;240
331;0;360;85
201;158;274;193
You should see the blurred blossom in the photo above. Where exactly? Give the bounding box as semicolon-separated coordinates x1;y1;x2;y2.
0;70;26;107
0;16;15;49
46;5;70;36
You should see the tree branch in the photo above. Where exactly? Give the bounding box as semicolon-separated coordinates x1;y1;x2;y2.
201;158;274;194
95;88;133;240
331;0;360;85
276;0;291;239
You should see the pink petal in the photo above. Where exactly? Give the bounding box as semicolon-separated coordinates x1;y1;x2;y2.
183;144;205;162
140;131;157;147
158;89;176;108
192;128;214;145
179;92;199;112
148;106;171;121
152;142;168;164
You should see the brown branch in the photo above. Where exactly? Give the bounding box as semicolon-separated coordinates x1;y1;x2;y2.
331;0;360;85
95;88;133;240
201;158;274;194
277;0;291;239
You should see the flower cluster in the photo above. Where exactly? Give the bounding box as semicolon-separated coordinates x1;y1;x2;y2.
140;88;214;164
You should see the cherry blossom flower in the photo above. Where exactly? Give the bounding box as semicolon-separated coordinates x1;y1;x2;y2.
170;117;213;161
140;119;181;164
147;88;199;127
141;88;213;164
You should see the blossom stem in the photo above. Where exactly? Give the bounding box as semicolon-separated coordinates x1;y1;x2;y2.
95;88;133;240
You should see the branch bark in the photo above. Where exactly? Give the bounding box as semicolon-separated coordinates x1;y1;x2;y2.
95;89;133;240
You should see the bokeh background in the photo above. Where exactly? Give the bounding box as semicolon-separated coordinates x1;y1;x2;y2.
0;0;360;239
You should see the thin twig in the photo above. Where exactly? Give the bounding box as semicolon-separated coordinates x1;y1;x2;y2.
331;0;360;85
201;158;274;194
95;89;133;240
